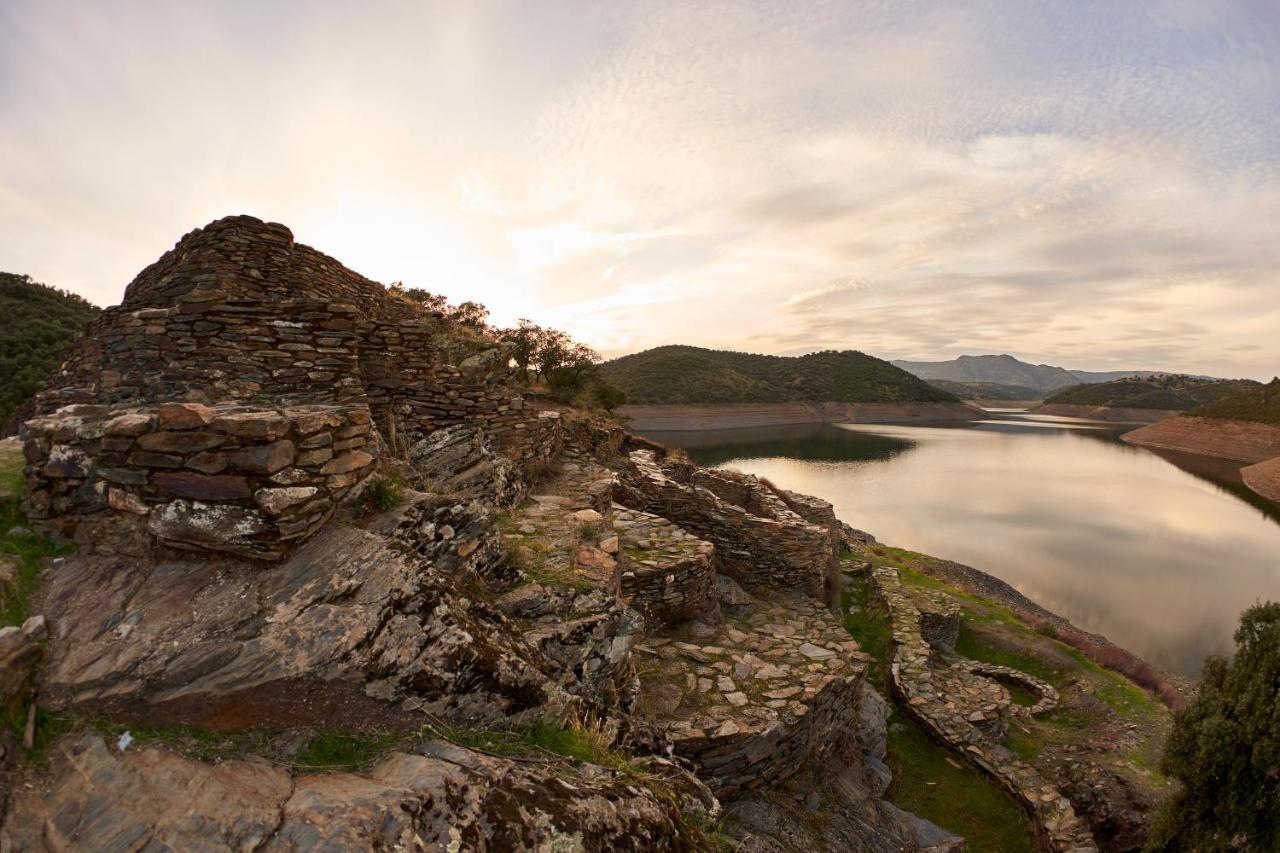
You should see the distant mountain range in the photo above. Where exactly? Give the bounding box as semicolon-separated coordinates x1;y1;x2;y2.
891;354;1184;394
600;345;956;405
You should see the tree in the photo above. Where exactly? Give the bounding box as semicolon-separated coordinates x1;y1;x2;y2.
499;319;542;381
1145;601;1280;851
452;301;489;328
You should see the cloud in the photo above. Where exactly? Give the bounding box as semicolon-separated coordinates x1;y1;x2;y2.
0;0;1277;377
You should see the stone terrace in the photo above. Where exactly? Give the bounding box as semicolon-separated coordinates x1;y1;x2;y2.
874;566;1096;852
617;450;836;600
613;506;715;624
634;590;868;799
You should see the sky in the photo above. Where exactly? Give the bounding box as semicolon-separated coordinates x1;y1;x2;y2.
2;0;1278;378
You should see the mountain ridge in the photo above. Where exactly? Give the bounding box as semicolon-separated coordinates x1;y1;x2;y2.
891;353;1191;393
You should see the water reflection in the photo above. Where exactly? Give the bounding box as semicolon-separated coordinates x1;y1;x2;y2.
642;412;1280;678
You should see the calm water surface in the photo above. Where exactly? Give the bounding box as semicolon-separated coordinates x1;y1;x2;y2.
643;409;1280;678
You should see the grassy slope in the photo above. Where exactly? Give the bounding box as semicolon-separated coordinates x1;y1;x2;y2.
1187;377;1280;426
1043;375;1259;411
841;566;1034;852
600;345;959;406
1;441;72;626
844;546;1175;850
0;273;100;433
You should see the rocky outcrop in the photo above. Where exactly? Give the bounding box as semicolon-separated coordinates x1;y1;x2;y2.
5;216;972;851
3;734;715;852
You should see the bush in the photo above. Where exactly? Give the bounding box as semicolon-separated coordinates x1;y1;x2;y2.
584;379;627;412
1145;602;1280;851
362;476;406;513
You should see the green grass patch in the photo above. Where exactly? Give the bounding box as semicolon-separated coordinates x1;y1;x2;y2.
954;623;1063;685
886;716;1034;853
840;575;891;684
0;444;73;627
294;730;401;770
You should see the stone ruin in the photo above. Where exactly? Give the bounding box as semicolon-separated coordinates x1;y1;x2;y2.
21;215;560;560
4;216;974;850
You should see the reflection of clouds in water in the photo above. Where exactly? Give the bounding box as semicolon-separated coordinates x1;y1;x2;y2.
695;417;1280;678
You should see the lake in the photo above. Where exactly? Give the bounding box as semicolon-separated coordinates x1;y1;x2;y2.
640;409;1280;678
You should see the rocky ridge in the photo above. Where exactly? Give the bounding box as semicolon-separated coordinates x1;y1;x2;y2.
1;216;968;851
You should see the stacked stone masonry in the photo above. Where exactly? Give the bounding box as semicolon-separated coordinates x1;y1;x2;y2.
873;566;1097;852
614;505;716;624
23;215;561;558
23;402;375;559
636;592;869;800
618;450;835;600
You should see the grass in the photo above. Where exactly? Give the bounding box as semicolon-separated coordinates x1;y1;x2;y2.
840;572;891;684
954;623;1064;684
0;442;73;626
885;717;1034;853
836;564;1034;850
498;515;596;592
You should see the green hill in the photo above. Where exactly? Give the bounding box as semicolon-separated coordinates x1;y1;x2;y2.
1187;378;1280;426
927;380;1046;401
1042;375;1260;411
0;272;100;433
599;345;958;405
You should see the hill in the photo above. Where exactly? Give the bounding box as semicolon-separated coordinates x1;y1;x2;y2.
0;272;99;433
600;345;958;405
927;380;1046;401
892;354;1182;393
1187;378;1280;426
892;354;1083;392
1041;375;1260;411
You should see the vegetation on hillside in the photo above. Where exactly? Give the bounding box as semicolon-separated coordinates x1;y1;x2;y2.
0;273;100;433
600;345;958;405
928;379;1047;401
389;286;626;412
1186;377;1280;426
1146;602;1279;851
1042;375;1259;411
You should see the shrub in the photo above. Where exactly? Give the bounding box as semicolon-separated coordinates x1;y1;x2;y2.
1145;602;1280;852
584;379;627;412
362;476;406;513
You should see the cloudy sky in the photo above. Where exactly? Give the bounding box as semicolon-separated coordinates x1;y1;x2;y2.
2;0;1277;377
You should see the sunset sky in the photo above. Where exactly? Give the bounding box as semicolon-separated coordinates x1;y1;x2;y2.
2;0;1277;377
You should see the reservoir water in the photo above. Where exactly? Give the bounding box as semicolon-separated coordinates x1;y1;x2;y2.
641;409;1280;678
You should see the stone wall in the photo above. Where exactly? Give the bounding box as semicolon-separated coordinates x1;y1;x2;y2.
614;506;717;624
673;670;865;800
23;401;375;559
38;299;365;412
617;450;835;599
23;215;566;558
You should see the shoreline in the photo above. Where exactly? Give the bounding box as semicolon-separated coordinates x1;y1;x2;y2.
1031;403;1177;423
852;535;1194;702
616;401;983;431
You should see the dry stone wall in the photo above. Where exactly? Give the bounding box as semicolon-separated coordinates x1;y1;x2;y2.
23;401;375;559
23;215;563;559
617;450;835;599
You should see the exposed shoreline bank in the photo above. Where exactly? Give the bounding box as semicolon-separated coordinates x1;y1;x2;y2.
1031;403;1177;423
616;401;983;431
